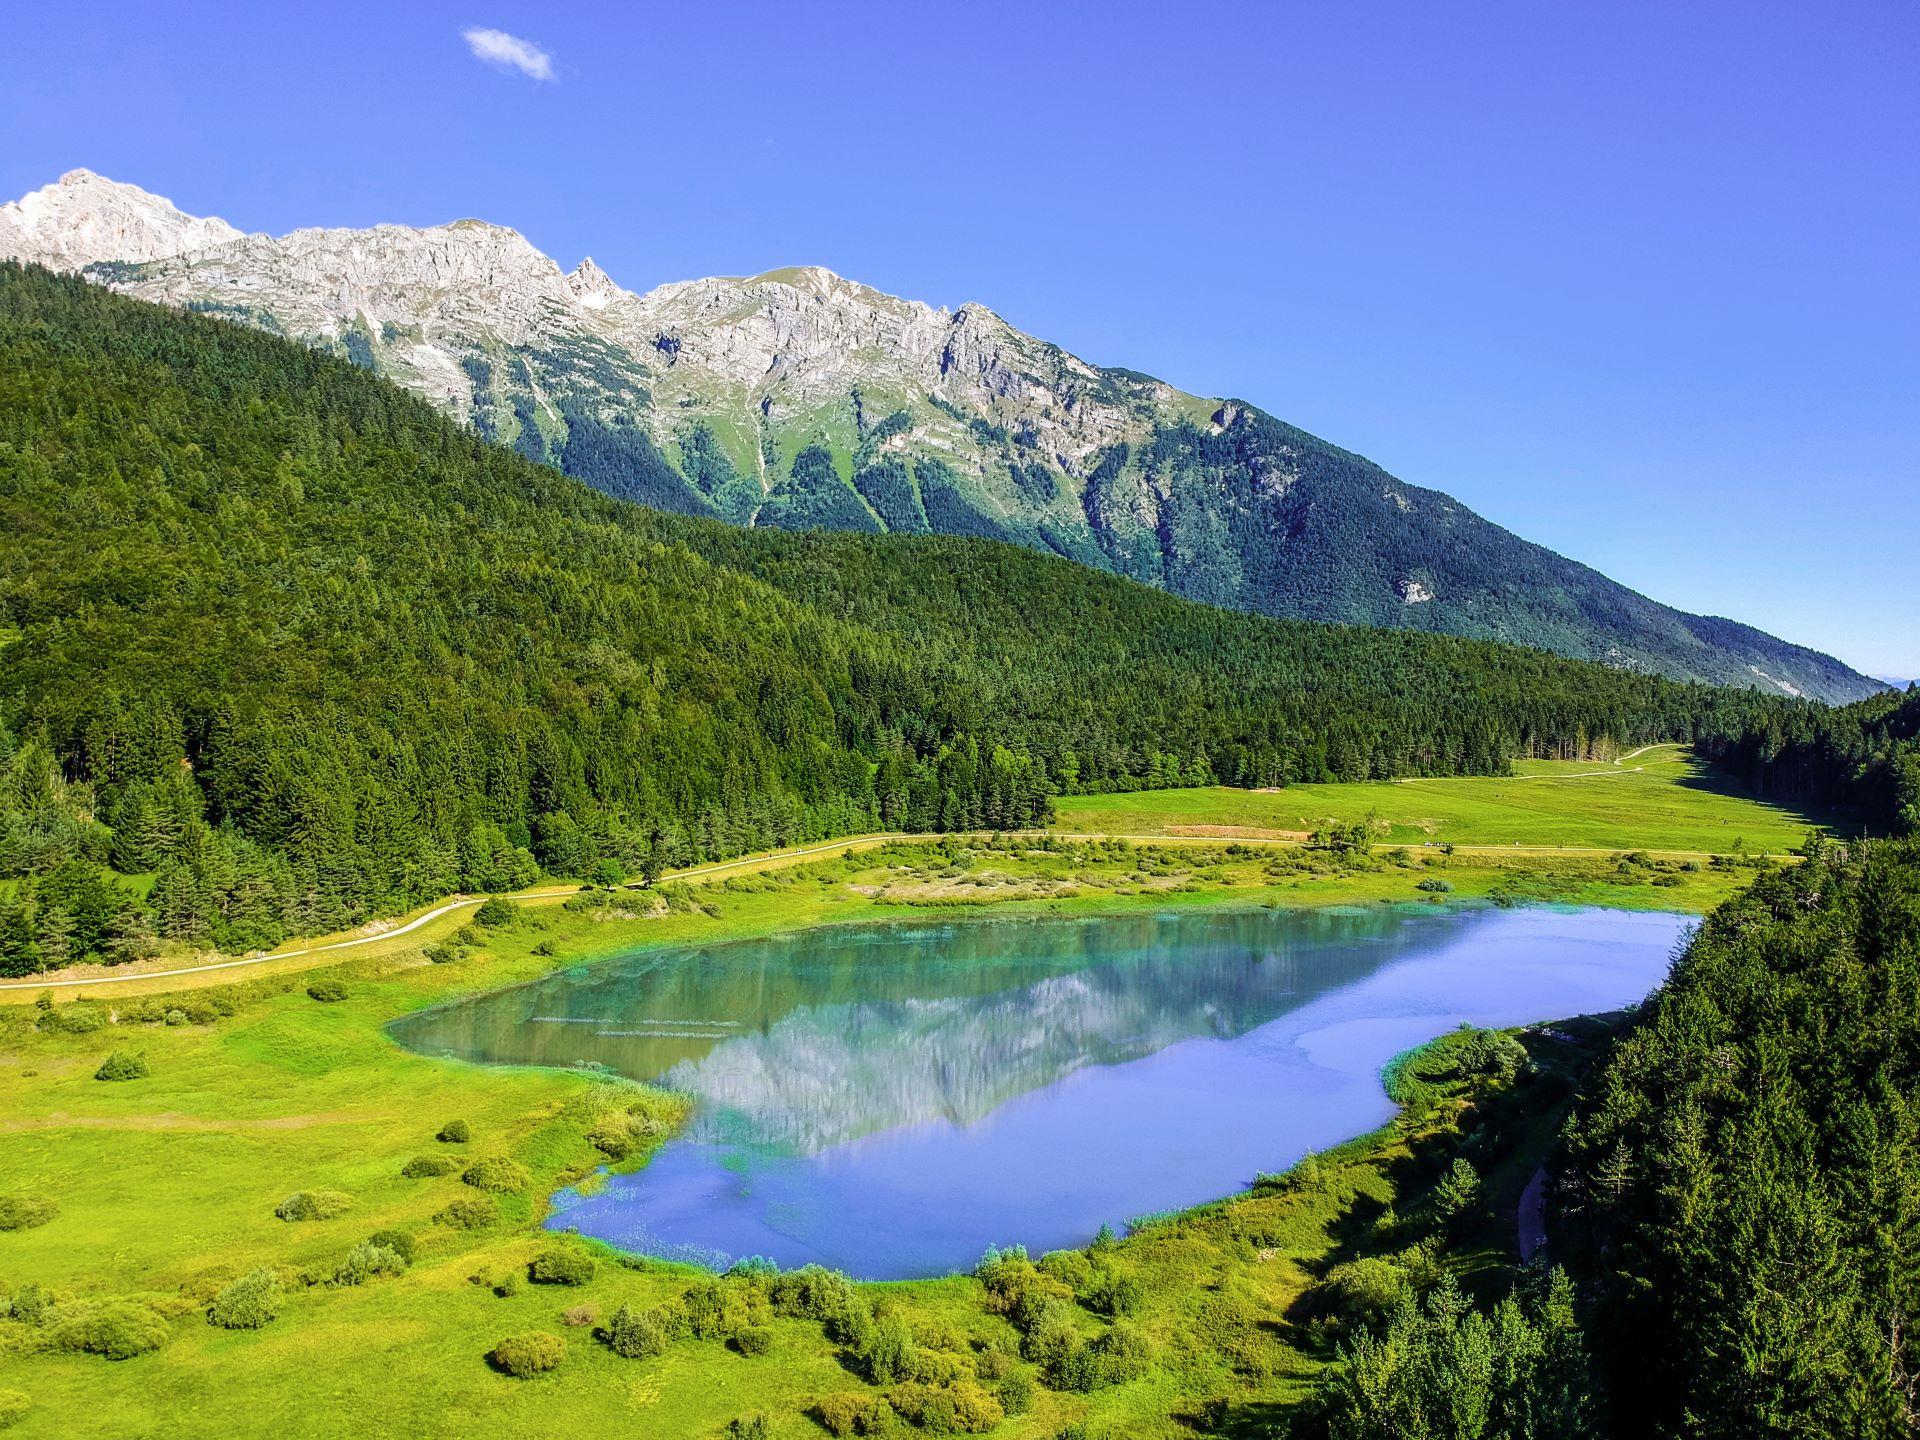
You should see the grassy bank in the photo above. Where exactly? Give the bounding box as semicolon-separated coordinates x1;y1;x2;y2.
0;833;1763;1437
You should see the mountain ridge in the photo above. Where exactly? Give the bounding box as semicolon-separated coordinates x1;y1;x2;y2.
0;168;1880;703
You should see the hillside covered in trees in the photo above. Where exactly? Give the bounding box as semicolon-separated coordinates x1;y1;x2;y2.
1556;836;1920;1436
1699;685;1920;837
0;264;1803;969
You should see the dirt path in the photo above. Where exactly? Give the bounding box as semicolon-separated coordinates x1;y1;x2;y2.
1518;1165;1549;1261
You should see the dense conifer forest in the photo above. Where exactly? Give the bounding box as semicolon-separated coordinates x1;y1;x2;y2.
1558;836;1920;1436
1699;685;1920;836
0;265;1819;970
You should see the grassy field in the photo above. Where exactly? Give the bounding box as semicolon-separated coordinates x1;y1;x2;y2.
0;757;1806;1437
1054;745;1829;854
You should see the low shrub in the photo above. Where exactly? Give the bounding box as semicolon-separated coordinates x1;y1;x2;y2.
1416;877;1453;893
435;1196;497;1230
488;1330;564;1378
461;1157;530;1193
2;1285;51;1327
1320;1256;1412;1330
424;943;462;965
604;1302;672;1359
274;1189;352;1222
813;1391;890;1436
93;1051;148;1082
401;1155;459;1178
39;1003;107;1035
527;1247;595;1285
305;978;348;1002
208;1269;282;1329
51;1300;170;1359
0;1195;57;1232
726;1417;770;1440
164;1009;187;1026
730;1325;773;1356
885;1380;1004;1434
366;1229;417;1264
437;1119;471;1144
996;1368;1035;1415
860;1313;919;1384
0;1388;27;1430
334;1241;407;1286
560;1304;597;1327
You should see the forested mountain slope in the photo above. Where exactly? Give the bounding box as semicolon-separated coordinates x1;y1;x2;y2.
1558;836;1920;1436
0;170;1880;703
0;265;1795;966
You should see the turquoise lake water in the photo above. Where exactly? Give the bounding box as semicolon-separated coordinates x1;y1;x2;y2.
390;903;1688;1278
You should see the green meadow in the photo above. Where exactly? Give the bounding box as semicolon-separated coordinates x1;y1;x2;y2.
0;761;1823;1438
1054;745;1827;854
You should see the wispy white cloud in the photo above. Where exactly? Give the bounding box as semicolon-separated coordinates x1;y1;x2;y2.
461;27;556;82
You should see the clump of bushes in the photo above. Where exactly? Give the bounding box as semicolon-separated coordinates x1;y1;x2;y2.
436;1195;497;1230
1416;877;1453;893
0;1388;28;1430
813;1392;891;1436
885;1380;1005;1433
93;1051;148;1082
527;1247;595;1285
305;978;348;1002
334;1240;407;1286
724;1416;770;1440
366;1229;417;1264
2;1285;51;1327
488;1330;565;1377
437;1119;471;1144
561;1304;597;1328
0;1195;57;1232
604;1302;673;1359
38;1002;107;1035
208;1269;283;1329
400;1154;460;1179
461;1157;530;1193
50;1299;170;1359
274;1189;352;1222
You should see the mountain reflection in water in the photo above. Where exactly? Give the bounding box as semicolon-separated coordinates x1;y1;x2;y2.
392;904;1687;1277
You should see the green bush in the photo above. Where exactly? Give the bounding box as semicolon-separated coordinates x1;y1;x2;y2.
424;943;462;965
488;1330;564;1377
164;1009;187;1026
885;1380;1004;1434
0;1388;27;1430
93;1051;148;1082
305;978;348;1002
730;1325;773;1356
2;1285;51;1327
860;1313;919;1384
604;1302;672;1359
400;1154;459;1178
527;1247;595;1285
1416;877;1453;893
39;1003;107;1035
461;1157;530;1193
812;1391;890;1436
0;1195;56;1232
208;1269;282;1329
725;1416;769;1440
437;1119;471;1144
366;1228;417;1264
274;1189;352;1222
996;1369;1035;1415
334;1241;407;1286
473;897;521;928
435;1196;497;1230
51;1300;170;1359
1320;1256;1412;1330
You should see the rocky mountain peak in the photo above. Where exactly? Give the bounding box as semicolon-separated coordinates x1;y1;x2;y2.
567;256;625;310
0;170;244;271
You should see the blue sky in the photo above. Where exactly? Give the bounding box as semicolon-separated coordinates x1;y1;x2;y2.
5;1;1915;677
